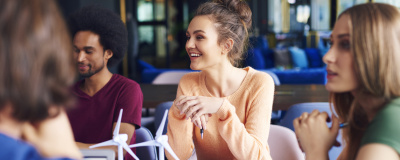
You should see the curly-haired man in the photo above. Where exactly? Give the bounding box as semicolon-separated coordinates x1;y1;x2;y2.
66;6;142;159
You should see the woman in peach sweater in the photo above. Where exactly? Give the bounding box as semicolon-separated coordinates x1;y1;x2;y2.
166;0;274;159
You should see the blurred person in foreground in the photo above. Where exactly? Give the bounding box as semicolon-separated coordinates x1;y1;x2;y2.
0;0;81;159
294;3;400;160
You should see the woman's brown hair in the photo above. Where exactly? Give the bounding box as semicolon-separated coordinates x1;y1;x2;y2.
195;0;252;67
331;3;400;159
0;0;76;122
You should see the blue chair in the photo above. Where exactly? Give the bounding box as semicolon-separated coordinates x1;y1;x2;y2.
249;36;269;49
244;48;266;69
279;102;343;160
135;127;158;160
288;47;309;69
305;48;323;68
154;101;173;135
261;48;275;69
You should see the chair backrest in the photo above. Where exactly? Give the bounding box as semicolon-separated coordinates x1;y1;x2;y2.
154;101;173;135
279;102;342;160
268;125;304;160
262;70;281;86
152;71;194;84
135;127;158;160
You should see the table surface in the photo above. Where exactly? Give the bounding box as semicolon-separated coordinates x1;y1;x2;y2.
140;84;330;111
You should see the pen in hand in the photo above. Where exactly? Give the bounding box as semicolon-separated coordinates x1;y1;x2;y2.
339;122;348;128
200;128;203;139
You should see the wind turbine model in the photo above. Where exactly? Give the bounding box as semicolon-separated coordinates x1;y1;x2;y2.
89;109;139;160
129;109;180;160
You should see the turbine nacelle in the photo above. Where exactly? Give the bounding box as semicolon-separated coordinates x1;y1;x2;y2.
156;135;168;143
114;134;128;142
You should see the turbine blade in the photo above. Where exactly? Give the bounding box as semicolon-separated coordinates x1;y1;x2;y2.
122;142;139;160
156;109;169;137
89;140;116;149
114;109;123;136
128;140;159;148
161;141;180;160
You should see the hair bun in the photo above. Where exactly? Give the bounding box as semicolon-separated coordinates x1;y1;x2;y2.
214;0;252;29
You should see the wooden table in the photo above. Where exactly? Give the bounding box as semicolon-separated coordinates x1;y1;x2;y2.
272;85;329;110
140;84;329;111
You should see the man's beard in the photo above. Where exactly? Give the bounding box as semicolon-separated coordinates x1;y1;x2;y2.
79;61;105;78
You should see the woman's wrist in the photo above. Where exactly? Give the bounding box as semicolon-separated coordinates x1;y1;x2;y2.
305;149;329;160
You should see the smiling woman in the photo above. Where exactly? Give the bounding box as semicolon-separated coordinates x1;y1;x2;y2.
166;0;275;160
185;15;225;70
293;3;400;160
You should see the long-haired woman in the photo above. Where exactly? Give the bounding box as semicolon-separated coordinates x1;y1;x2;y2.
294;3;400;160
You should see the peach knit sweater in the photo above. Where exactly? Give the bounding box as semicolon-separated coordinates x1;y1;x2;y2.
166;67;274;160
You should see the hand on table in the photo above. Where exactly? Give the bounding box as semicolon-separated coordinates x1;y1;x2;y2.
293;110;340;158
174;95;224;130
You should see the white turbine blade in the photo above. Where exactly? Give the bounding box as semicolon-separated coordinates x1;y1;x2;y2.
122;142;139;160
114;109;123;136
128;140;159;148
89;140;117;149
156;109;169;137
161;141;179;160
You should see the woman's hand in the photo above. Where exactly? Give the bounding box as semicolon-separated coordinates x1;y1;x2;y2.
175;95;223;120
22;108;82;159
174;95;223;129
293;110;340;159
192;114;212;130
